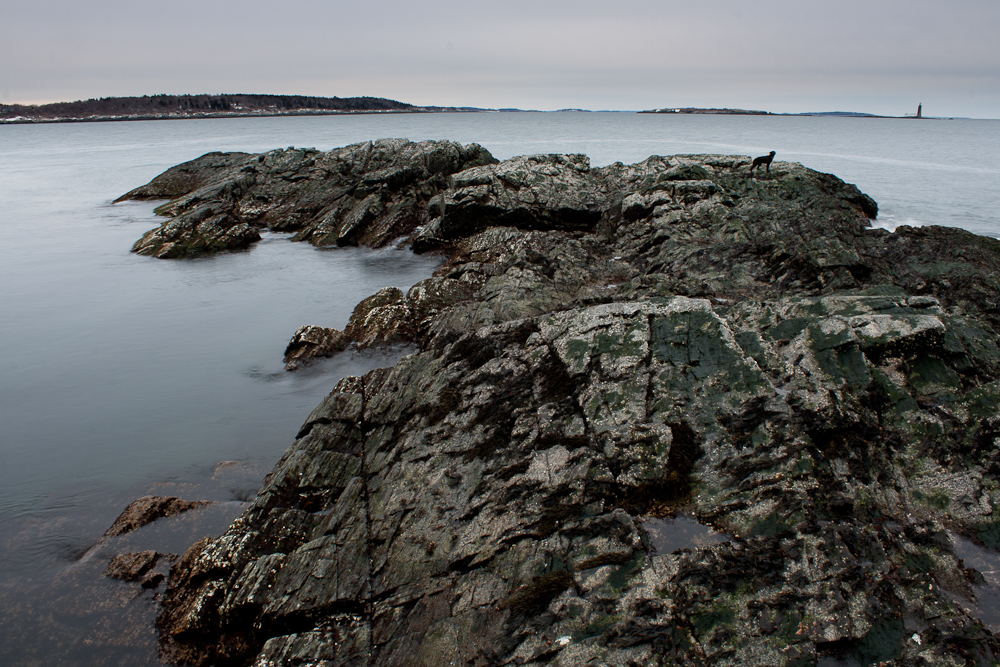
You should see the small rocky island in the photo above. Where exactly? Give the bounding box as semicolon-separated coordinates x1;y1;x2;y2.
114;140;1000;665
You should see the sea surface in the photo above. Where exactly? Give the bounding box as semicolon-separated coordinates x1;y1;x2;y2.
1;112;998;664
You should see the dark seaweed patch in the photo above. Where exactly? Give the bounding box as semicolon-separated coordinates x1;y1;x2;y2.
500;570;575;617
614;421;702;514
444;333;499;367
412;385;462;425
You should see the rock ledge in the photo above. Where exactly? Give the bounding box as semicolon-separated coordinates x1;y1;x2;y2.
116;142;1000;666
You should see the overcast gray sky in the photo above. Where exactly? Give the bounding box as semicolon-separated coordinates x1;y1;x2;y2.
3;0;998;117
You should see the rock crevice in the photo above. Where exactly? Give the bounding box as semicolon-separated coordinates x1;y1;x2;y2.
115;141;1000;666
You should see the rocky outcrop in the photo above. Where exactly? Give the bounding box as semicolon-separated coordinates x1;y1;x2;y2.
118;144;1000;665
283;325;351;371
103;496;211;538
118;139;496;258
412;153;612;250
104;550;176;589
114;151;255;202
283;280;477;370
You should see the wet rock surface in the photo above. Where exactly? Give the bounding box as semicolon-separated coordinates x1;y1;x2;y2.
103;495;212;538
117;143;1000;665
643;515;729;554
104;550;175;588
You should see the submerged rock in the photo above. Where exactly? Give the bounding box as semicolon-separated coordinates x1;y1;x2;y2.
103;550;159;581
283;325;350;371
104;550;176;589
103;496;211;538
116;143;1000;665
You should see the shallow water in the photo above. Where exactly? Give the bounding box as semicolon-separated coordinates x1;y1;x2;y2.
1;112;998;663
950;532;1000;632
0;466;258;667
0;224;437;516
643;514;729;554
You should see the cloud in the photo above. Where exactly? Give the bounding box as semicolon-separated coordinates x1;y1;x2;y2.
2;0;997;116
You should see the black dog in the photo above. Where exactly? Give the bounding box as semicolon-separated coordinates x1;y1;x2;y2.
750;151;776;176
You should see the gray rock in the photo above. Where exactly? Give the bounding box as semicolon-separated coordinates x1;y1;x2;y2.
103;550;176;588
103;496;210;538
103;550;159;581
114;151;254;202
413;153;609;250
284;325;349;371
143;143;1000;666
119;140;496;258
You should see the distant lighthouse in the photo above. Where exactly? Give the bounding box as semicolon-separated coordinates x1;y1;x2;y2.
917;103;922;119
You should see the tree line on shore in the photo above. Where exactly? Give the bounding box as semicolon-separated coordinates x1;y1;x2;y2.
1;93;413;119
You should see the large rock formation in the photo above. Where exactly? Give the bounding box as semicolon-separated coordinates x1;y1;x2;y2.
116;139;497;258
119;142;1000;665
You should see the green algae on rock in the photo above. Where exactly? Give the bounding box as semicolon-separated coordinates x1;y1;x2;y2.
114;141;1000;666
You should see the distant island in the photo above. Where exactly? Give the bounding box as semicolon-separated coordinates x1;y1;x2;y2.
639;105;943;119
0;93;489;124
639;107;771;115
1;95;945;123
639;107;891;117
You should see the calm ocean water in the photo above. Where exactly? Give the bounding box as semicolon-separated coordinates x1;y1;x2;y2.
0;112;998;664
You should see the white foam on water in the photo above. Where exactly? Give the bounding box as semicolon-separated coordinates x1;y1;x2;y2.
871;214;925;232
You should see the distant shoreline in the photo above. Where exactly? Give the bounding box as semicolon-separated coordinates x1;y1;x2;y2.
637;107;952;119
0;93;963;123
0;107;494;125
2;108;956;125
0;93;494;125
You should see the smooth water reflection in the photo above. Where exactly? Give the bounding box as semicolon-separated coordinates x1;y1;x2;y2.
950;532;1000;632
1;112;998;663
643;514;729;554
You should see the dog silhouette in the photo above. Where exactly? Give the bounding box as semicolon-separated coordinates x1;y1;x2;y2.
750;151;776;176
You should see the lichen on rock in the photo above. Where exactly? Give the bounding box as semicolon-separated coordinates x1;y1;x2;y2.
115;142;1000;665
